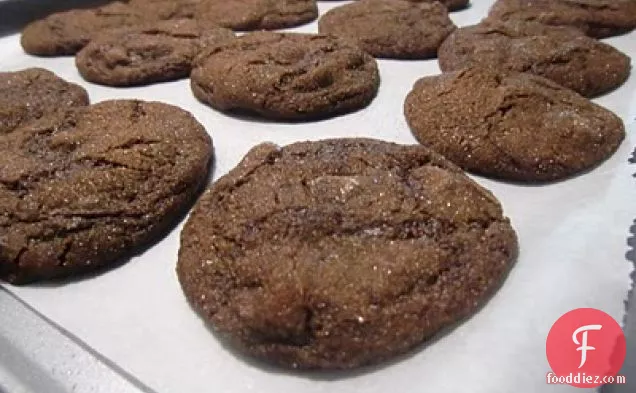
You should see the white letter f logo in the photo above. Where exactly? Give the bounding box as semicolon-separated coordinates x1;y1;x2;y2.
572;324;602;369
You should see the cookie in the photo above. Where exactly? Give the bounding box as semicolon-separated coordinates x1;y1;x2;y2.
404;67;625;182
20;1;186;56
177;138;518;369
318;0;456;59
76;20;234;86
195;0;318;31
407;0;469;12
0;100;212;284
190;32;380;120
487;0;636;38
0;68;89;135
438;19;631;97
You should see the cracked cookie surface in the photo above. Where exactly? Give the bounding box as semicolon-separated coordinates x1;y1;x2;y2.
0;100;212;284
177;138;517;369
190;32;380;120
195;0;318;30
487;0;636;38
318;0;456;59
0;68;89;135
438;19;631;98
404;67;625;182
76;19;234;86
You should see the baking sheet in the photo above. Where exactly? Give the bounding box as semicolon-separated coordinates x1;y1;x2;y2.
1;1;635;392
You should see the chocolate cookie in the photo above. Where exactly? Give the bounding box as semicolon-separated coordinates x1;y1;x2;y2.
190;32;380;120
487;0;636;38
177;138;518;369
0;100;212;284
407;0;469;12
438;19;631;97
76;20;234;86
318;0;456;59
20;0;187;56
404;67;625;182
195;0;318;31
0;68;89;135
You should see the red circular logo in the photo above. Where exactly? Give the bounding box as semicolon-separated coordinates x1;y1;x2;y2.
546;308;626;388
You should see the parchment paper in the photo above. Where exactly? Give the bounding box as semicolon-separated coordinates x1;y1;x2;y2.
1;1;635;392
